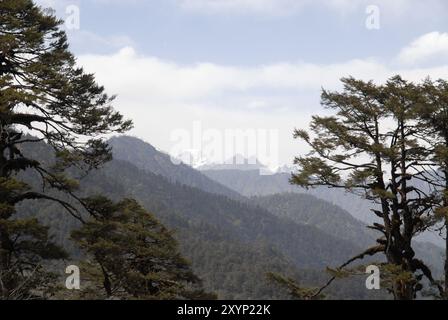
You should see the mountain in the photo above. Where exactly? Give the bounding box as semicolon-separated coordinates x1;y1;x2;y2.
88;159;363;269
107;137;442;282
18;138;384;299
201;167;445;246
17;137;442;298
201;168;378;224
252;193;444;277
88;159;392;298
109;136;244;201
197;154;268;172
252;193;377;248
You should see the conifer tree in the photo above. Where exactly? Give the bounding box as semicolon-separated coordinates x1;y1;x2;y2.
0;178;67;299
0;0;131;298
417;78;448;298
71;197;213;300
292;76;441;299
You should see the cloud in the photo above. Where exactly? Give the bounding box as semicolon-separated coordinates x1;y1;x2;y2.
77;46;448;104
34;0;79;13
78;47;387;101
67;31;134;53
76;40;448;165
177;0;448;17
34;0;448;19
398;32;448;65
177;0;310;16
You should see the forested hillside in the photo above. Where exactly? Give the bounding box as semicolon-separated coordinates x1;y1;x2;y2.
202;168;445;246
202;168;378;224
108;137;443;264
17;139;385;299
253;193;377;247
253;193;444;278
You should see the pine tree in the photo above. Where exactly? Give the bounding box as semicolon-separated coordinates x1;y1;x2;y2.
0;0;131;298
267;272;325;300
417;78;448;298
0;177;67;299
292;76;441;299
71;197;213;300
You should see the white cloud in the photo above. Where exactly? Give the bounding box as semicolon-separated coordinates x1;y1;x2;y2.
398;32;448;65
177;0;448;17
78;47;388;101
78;46;448;103
76;41;448;165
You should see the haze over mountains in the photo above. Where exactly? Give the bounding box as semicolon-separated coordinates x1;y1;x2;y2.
199;155;445;247
109;136;243;201
200;161;379;225
109;136;444;276
19;135;444;299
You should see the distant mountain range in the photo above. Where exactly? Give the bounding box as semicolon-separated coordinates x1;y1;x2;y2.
252;193;377;248
251;193;443;277
200;165;379;224
108;137;364;269
200;163;444;246
196;154;267;172
18;136;444;299
109;136;244;201
110;137;443;275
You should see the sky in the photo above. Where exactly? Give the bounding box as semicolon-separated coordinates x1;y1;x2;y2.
34;0;448;169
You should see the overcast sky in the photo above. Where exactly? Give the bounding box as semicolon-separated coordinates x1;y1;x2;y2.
35;0;448;168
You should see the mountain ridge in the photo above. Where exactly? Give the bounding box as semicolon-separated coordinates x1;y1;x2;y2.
109;136;245;201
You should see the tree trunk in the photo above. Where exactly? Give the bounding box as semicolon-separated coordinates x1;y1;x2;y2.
0;141;10;297
101;265;113;298
445;219;448;299
393;279;414;300
444;167;448;299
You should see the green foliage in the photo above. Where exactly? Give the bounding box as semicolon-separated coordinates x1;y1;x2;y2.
292;76;444;300
0;0;133;299
267;272;324;300
418;78;448;298
71;197;211;299
0;179;67;299
14;138;389;300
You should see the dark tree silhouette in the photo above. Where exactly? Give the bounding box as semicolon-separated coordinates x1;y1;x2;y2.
292;76;442;300
0;0;131;298
71;197;214;300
